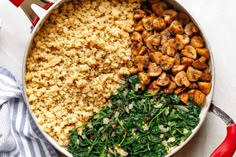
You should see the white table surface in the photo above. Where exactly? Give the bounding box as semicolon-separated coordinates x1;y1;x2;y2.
0;0;236;157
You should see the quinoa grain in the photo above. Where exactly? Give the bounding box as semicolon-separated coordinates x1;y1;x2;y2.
26;0;141;146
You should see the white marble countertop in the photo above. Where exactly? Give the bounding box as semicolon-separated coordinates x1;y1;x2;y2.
0;0;236;156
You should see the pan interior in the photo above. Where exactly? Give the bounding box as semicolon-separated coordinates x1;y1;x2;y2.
22;0;214;157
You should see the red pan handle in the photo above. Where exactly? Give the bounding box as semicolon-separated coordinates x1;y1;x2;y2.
10;0;24;7
210;124;236;157
32;2;54;26
210;104;236;157
9;0;53;26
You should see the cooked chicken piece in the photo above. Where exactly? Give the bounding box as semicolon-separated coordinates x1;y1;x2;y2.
199;56;207;63
148;63;162;77
146;35;155;52
196;48;210;59
163;9;178;24
138;46;147;55
135;21;145;32
152;33;162;46
161;39;176;57
149;51;163;64
163;81;177;94
168;20;184;35
190;35;204;48
198;82;212;94
175;34;190;50
166;46;176;57
134;9;146;20
146;33;161;51
174;87;185;94
151;2;168;17
142;16;154;31
187;89;196;98
147;87;160;95
188;83;198;89
181;57;194;67
172;65;186;75
179;93;190;105
147;80;161;95
181;45;197;59
161;29;171;45
186;66;202;82
129;67;138;74
175;12;190;25
135;55;149;71
131;32;143;43
199;68;212;82
160;55;176;71
184;22;199;36
174;53;181;65
149;80;160;89
192;59;208;70
131;42;143;56
153;17;166;31
193;90;206;106
139;72;151;90
156;72;170;86
174;71;191;87
142;30;152;42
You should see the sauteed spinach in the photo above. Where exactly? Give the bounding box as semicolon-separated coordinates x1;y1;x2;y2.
68;75;201;157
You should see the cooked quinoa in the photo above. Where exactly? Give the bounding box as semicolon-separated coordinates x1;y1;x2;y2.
25;0;141;146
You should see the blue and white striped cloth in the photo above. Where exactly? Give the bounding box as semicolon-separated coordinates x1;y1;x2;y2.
0;67;58;157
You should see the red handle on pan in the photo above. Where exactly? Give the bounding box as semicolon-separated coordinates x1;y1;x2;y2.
10;0;24;7
32;2;53;26
210;104;236;157
9;0;53;26
211;124;236;157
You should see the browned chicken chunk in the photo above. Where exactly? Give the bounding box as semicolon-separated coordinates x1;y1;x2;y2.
190;35;204;48
184;22;199;36
160;55;176;71
181;45;197;59
163;81;177;94
193;90;206;106
135;55;149;71
186;66;202;82
139;72;151;90
179;93;190;105
151;2;168;17
129;0;212;107
174;71;190;87
198;82;212;94
148;63;162;77
156;72;170;86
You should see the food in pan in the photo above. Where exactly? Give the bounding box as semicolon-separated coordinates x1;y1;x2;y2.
130;1;212;106
25;0;212;156
26;0;140;146
68;75;201;156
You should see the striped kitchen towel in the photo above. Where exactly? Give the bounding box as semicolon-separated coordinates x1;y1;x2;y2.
0;67;58;157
